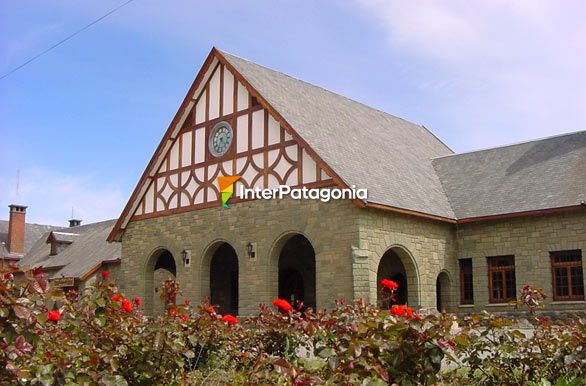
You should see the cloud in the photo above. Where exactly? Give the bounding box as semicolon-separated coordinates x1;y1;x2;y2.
354;0;586;150
0;167;125;226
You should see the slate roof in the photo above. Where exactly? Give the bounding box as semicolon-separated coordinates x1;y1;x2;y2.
433;131;586;219
220;50;457;219
20;219;120;279
111;48;586;236
220;50;586;220
0;221;60;259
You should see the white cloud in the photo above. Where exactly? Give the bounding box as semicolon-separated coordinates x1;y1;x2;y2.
0;167;125;226
354;0;586;150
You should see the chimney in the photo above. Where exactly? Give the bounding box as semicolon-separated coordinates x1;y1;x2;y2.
7;204;27;255
68;219;82;228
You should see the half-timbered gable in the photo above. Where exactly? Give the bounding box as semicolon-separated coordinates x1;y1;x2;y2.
111;50;335;238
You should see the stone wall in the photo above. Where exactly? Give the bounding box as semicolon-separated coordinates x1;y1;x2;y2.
456;210;586;313
119;197;361;316
118;194;586;316
354;208;457;311
80;263;122;293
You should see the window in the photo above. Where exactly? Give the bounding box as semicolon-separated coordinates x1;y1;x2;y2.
550;250;584;301
459;259;474;305
487;255;516;303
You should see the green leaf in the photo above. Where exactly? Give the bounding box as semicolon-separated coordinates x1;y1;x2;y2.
95;306;106;316
118;344;128;355
39;374;54;386
0;307;8;317
100;375;128;386
318;347;336;358
35;312;47;324
95;315;106;327
454;334;469;346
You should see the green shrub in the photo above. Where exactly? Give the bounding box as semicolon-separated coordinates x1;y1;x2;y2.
1;266;585;385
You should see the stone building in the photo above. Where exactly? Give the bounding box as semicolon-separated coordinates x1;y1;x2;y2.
108;47;586;316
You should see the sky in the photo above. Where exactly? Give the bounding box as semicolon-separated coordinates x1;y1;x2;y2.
1;0;585;226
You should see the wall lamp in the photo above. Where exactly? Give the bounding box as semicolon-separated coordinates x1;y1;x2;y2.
247;242;257;259
181;249;191;267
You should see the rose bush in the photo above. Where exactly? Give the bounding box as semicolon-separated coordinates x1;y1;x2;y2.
1;265;585;385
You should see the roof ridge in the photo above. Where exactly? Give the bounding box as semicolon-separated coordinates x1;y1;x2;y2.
0;220;60;228
433;129;586;160
64;219;117;229
218;49;453;152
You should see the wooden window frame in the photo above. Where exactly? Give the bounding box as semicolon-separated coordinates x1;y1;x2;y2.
459;258;474;305
487;255;516;303
550;249;584;302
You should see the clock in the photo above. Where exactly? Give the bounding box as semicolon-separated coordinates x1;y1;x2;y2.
209;121;233;157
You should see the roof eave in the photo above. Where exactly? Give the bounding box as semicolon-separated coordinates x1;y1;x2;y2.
457;204;586;224
365;201;457;223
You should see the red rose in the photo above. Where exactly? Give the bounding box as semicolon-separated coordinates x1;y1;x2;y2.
381;279;399;291
169;308;178;317
122;299;133;313
101;271;109;279
180;315;189;322
47;310;61;322
133;297;141;306
184;300;190;306
272;298;293;312
221;314;238;325
405;307;413;318
390;304;406;317
111;295;121;302
205;306;215;314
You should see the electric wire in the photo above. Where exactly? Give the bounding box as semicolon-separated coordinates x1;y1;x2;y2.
0;0;136;81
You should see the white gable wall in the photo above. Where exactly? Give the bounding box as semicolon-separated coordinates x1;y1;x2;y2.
133;63;332;219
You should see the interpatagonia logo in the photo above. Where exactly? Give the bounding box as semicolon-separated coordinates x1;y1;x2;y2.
218;176;241;208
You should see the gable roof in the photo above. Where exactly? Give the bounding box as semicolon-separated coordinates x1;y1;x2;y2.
20;220;120;280
108;48;457;241
109;48;586;239
0;221;60;259
218;50;456;219
433;130;586;220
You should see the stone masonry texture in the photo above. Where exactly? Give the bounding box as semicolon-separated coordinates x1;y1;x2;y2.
118;196;586;315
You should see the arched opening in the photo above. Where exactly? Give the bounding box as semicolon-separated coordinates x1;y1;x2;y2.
210;243;239;315
278;234;316;310
376;247;419;308
436;271;451;312
146;249;177;316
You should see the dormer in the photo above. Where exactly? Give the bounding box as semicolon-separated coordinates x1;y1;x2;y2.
46;232;79;256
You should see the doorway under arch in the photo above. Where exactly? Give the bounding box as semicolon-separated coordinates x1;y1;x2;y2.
210;243;239;315
376;247;419;308
146;249;177;316
436;271;451;312
278;234;316;310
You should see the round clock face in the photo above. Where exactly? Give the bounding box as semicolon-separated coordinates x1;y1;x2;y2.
209;121;233;157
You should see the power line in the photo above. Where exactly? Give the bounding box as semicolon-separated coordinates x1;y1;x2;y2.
0;0;136;81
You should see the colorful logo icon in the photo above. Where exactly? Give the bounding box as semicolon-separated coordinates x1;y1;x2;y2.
218;176;241;208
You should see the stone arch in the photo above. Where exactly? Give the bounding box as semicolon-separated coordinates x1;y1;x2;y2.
376;245;420;307
436;270;452;312
269;231;317;310
200;239;239;315
144;247;177;316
